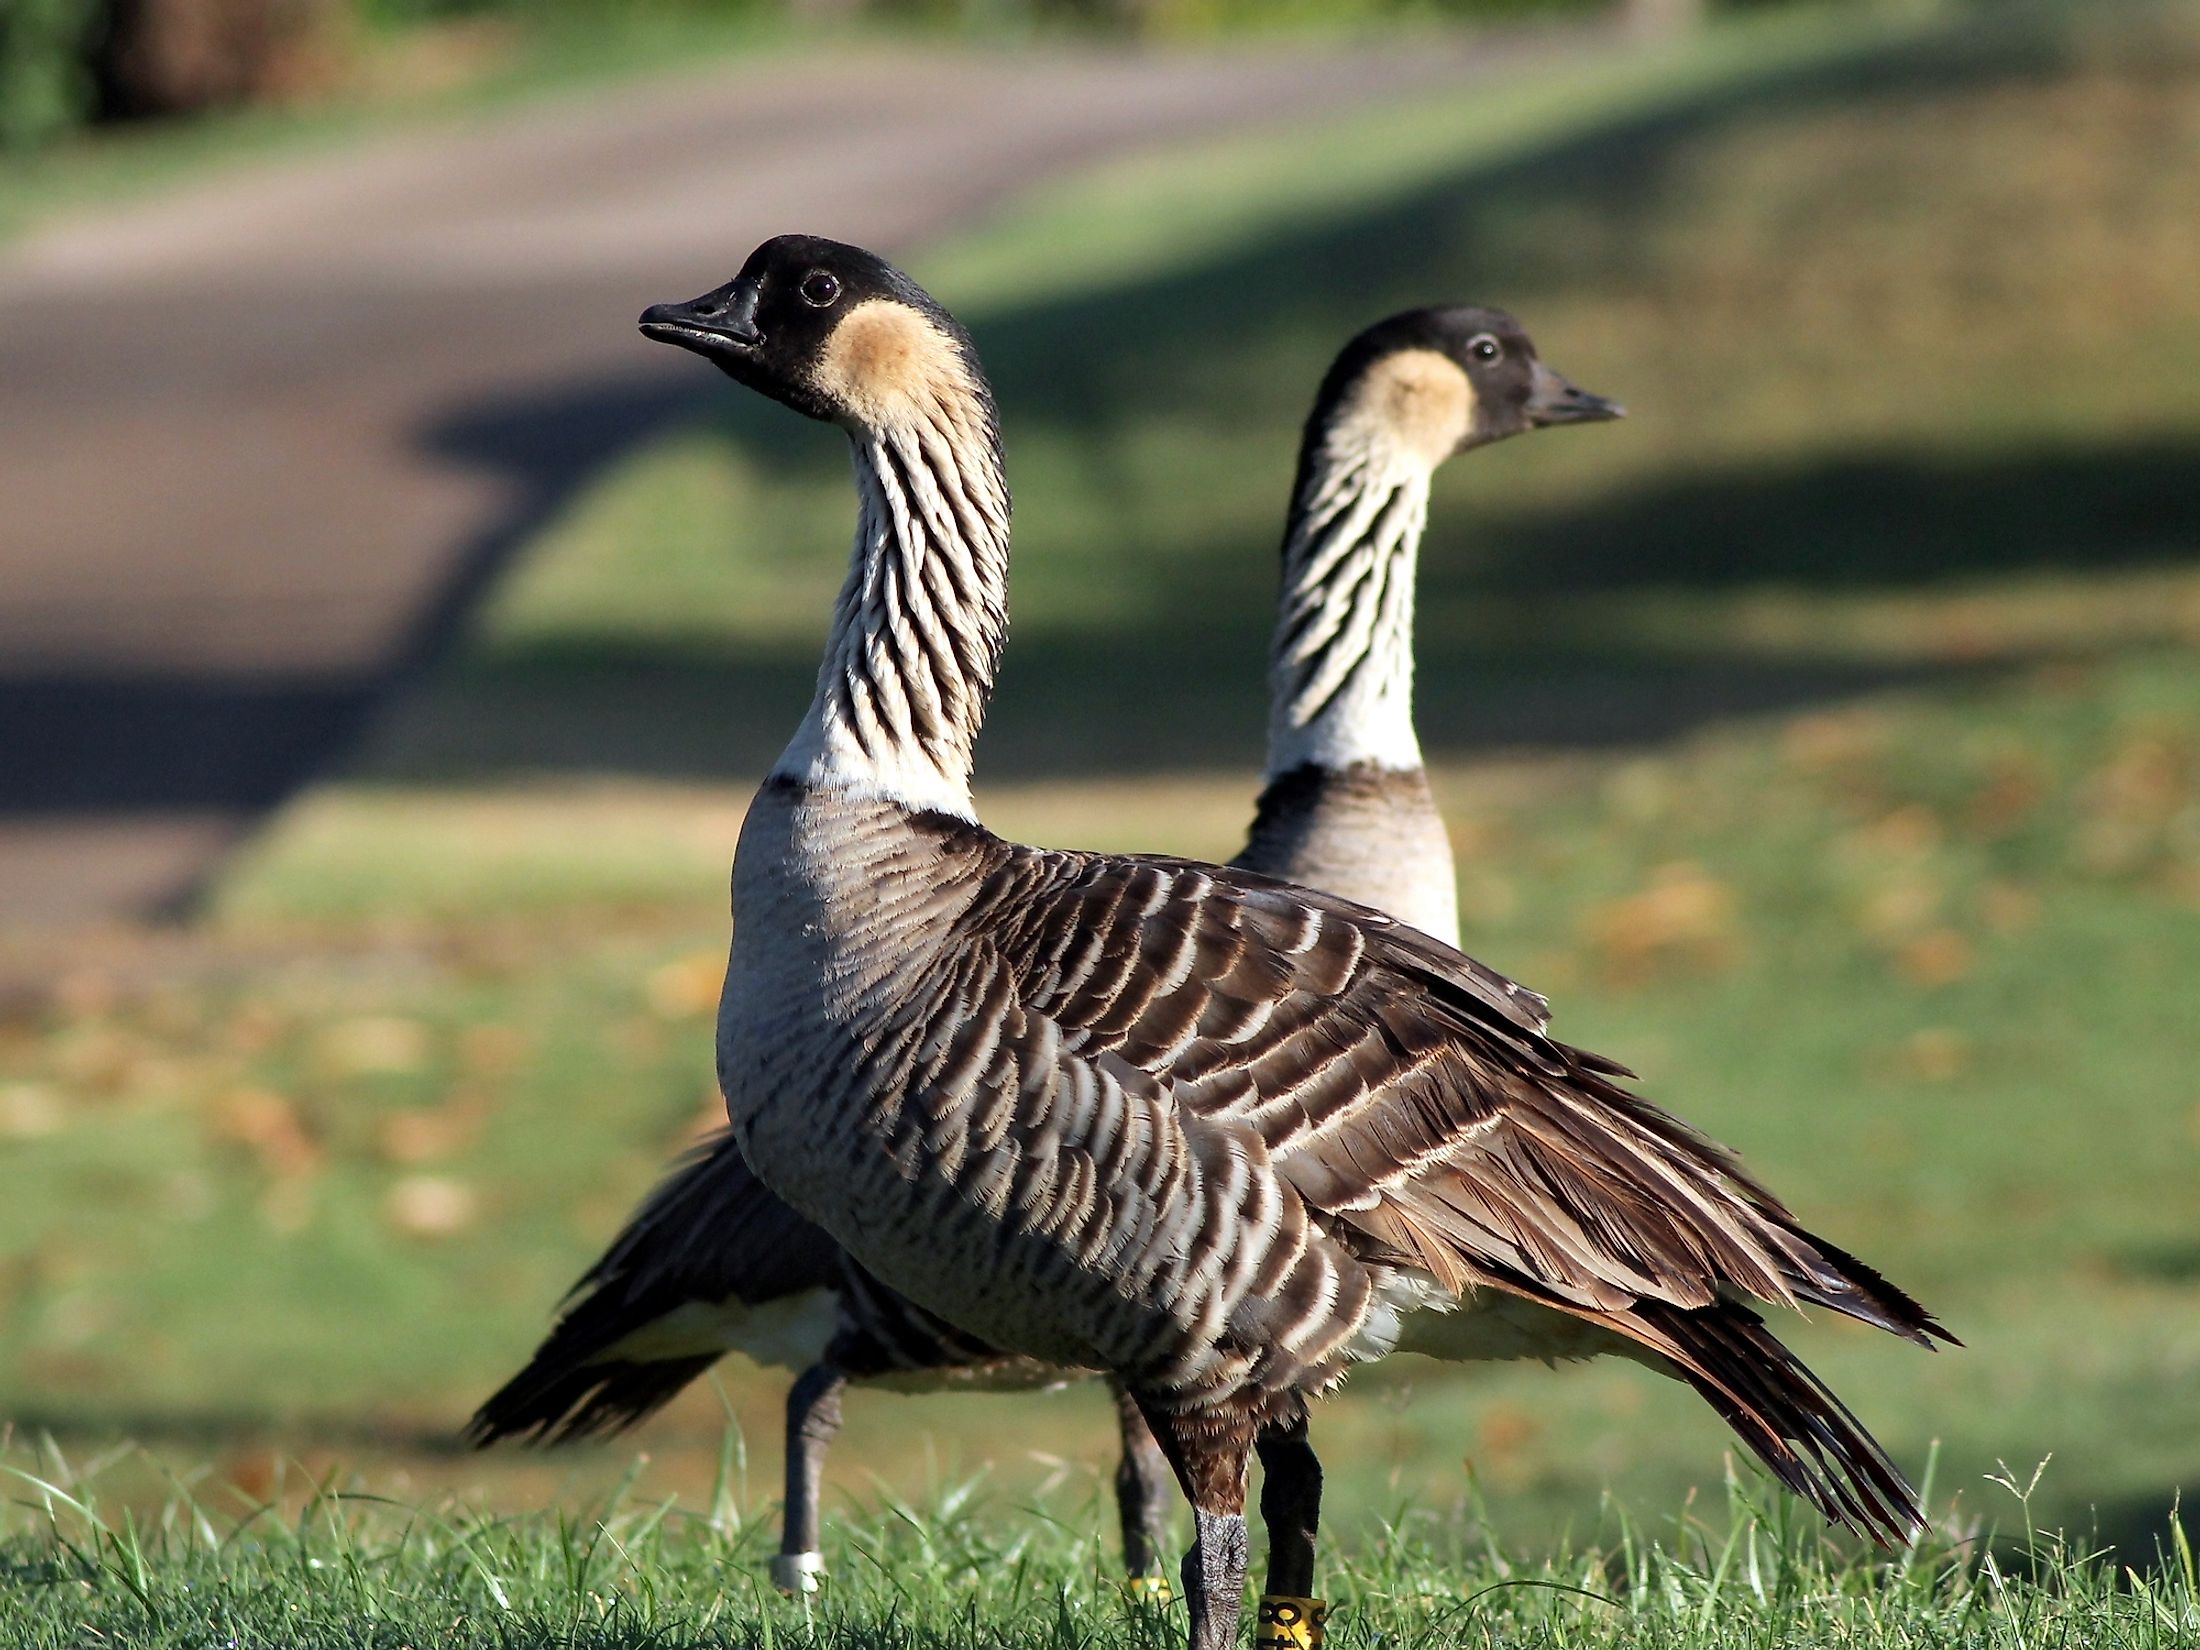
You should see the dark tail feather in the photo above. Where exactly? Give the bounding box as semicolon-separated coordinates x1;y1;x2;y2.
1642;1299;1924;1545
1791;1235;1960;1350
468;1350;715;1447
467;1131;843;1450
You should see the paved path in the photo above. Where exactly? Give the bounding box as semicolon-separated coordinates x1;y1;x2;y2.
0;40;1526;929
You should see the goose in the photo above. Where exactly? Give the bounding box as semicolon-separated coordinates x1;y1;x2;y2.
667;236;1947;1648
469;305;1622;1602
560;235;1952;1650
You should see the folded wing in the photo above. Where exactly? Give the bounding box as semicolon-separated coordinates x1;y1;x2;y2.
969;849;1949;1542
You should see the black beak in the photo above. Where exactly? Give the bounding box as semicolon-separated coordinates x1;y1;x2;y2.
639;279;762;360
1526;360;1625;427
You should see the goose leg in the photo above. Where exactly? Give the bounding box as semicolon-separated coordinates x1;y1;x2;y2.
1186;1506;1251;1650
1255;1409;1322;1598
1108;1379;1175;1586
1136;1394;1253;1650
772;1360;845;1594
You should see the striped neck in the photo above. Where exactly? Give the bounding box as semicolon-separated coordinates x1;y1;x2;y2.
774;406;1012;820
1265;424;1435;779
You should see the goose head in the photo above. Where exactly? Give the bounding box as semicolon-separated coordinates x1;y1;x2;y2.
639;234;989;434
1313;304;1623;469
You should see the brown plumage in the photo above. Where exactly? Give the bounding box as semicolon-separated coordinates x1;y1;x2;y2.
471;301;1618;1591
497;237;1946;1650
791;816;1947;1549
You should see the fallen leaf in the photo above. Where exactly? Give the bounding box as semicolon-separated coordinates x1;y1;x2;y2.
1898;1028;1971;1083
210;1089;320;1180
647;952;725;1021
223;1003;285;1056
1584;862;1738;983
1966;758;2047;837
1477;1403;1541;1460
220;1450;280;1504
1858;804;1943;859
1781;711;1885;774
1857;876;1943;940
377;1109;478;1166
316;1016;430;1077
459;1023;530;1077
0;1084;63;1140
1978;881;2041;935
384;1175;478;1239
1896;929;1974;988
53;1027;147;1095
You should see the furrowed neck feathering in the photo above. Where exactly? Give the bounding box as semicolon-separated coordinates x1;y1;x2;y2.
774;388;1012;820
1266;422;1436;779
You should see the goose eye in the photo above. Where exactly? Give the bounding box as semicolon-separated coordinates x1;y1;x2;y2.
799;270;841;308
1467;334;1501;364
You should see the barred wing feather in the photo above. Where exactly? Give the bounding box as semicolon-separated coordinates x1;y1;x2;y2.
960;847;1949;1542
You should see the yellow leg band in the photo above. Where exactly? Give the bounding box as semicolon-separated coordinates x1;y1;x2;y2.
1254;1594;1328;1650
1126;1574;1173;1603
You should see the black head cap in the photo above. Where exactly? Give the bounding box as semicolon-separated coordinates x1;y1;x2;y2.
639;234;987;428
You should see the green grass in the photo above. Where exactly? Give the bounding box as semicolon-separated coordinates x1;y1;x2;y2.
2;1439;2194;1648
3;1;2199;1640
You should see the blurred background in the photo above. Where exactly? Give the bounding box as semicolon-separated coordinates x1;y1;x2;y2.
1;0;2195;1563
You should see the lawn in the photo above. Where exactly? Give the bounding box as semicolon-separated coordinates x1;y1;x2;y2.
4;0;2199;1641
3;1449;2194;1649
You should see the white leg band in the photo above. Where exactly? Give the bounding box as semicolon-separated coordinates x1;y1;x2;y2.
769;1550;827;1595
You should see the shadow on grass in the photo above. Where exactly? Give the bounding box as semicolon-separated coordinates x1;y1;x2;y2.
368;427;2200;786
1475;438;2200;592
2108;1239;2200;1284
5;1404;475;1459
1990;1485;2195;1583
382;633;1964;786
0;371;702;829
2079;1488;2194;1576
